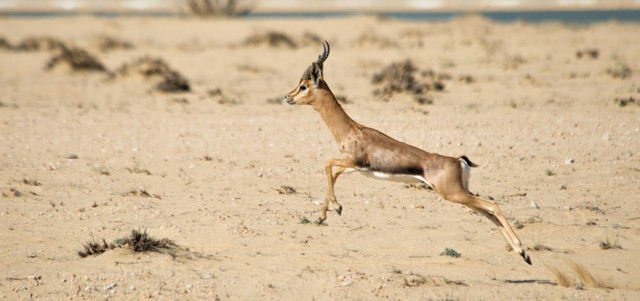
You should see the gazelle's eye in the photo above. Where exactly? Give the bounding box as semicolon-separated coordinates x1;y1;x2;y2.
299;85;307;91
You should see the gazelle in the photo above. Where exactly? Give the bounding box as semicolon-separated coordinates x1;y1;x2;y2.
284;41;531;265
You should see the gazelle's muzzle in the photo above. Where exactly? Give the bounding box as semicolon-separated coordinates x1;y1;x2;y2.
284;95;295;104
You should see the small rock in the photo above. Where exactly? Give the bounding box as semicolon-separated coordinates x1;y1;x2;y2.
104;282;117;291
529;200;539;209
342;281;351;286
565;158;575;164
61;278;67;283
204;274;215;279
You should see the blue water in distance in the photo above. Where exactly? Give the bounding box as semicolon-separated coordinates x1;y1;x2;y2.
2;9;639;23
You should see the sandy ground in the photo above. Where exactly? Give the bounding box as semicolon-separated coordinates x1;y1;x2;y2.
1;14;639;300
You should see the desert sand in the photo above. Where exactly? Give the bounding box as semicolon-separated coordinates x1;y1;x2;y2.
1;14;639;300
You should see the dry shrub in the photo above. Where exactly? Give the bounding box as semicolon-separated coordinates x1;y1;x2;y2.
119;229;177;253
14;36;67;52
372;59;418;94
399;273;466;287
372;59;446;103
576;48;599;59
156;71;191;93
45;47;106;72
94;35;133;52
612;97;637;107
0;37;11;50
110;56;190;93
242;31;297;48
77;237;116;257
186;0;253;17
111;56;172;78
276;186;296;194
78;229;178;257
607;62;632;79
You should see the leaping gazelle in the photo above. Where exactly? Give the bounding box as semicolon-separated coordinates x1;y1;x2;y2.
284;41;531;265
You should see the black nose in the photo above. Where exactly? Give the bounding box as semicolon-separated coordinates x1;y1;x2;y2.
284;96;294;104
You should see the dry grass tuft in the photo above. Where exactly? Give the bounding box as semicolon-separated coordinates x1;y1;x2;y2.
78;229;178;258
13;36;67;52
109;56;190;93
77;237;116;257
45;47;106;72
185;0;253;17
119;228;178;253
94;35;134;52
242;31;297;48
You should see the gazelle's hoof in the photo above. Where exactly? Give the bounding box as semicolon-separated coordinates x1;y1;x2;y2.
315;217;326;225
521;251;532;265
336;205;342;215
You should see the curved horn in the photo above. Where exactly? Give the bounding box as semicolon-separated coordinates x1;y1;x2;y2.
315;41;330;67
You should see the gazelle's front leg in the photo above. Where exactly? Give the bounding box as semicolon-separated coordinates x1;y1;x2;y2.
318;158;357;224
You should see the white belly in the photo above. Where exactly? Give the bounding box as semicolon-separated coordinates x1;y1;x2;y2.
352;168;429;185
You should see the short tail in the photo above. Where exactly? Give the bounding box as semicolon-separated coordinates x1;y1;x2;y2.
459;155;478;168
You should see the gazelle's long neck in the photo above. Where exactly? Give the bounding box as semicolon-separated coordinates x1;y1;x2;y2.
311;89;357;144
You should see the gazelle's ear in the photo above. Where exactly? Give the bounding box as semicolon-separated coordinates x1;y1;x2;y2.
309;62;323;88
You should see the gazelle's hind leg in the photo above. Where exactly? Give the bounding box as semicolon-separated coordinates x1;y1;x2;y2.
440;188;531;265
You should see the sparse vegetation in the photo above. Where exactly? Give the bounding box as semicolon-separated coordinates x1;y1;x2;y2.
78;229;178;258
371;59;447;103
0;37;11;50
276;186;296;194
612;96;638;107
208;88;239;104
94;35;133;52
13;36;66;52
576;48;599;59
529;240;552;251
606;62;632;79
109;56;190;93
599;237;622;250
22;178;41;186
156;71;191;93
185;0;254;17
242;31;297;48
298;217;310;224
45;46;106;72
122;189;161;199
77;237;116;257
439;248;461;258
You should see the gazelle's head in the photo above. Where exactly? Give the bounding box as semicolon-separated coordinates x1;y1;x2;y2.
284;41;330;106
